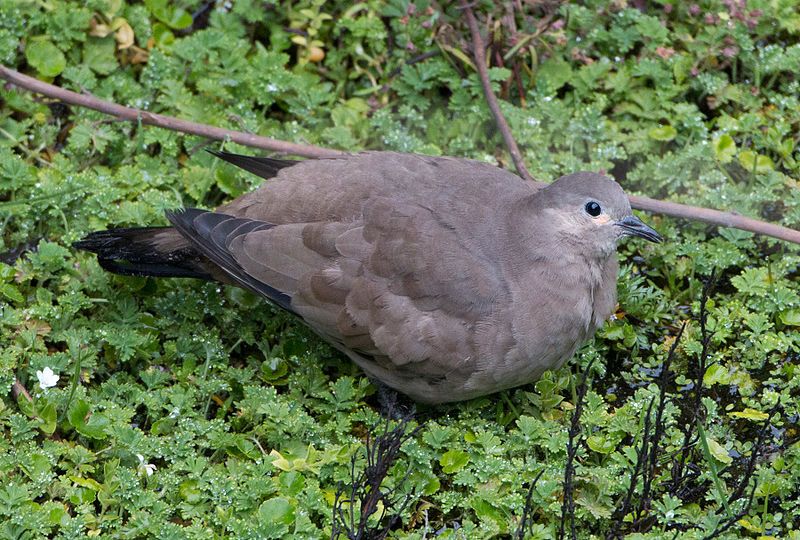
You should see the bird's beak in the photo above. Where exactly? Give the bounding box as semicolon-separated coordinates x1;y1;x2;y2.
615;215;662;243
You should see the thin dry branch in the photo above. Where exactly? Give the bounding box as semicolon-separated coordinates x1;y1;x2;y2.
3;64;800;244
460;1;535;183
628;195;800;244
0;65;344;159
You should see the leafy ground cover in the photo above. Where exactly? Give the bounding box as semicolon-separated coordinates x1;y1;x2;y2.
2;0;800;538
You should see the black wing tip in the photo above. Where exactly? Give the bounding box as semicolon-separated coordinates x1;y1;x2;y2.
204;148;269;161
165;207;208;227
205;149;300;178
165;208;294;312
205;148;227;159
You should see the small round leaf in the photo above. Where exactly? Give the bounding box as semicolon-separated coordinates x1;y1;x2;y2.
648;125;677;141
25;40;66;77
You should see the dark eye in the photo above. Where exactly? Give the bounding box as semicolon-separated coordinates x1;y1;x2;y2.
585;201;602;217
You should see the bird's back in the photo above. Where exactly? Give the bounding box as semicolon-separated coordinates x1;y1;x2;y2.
221;151;535;232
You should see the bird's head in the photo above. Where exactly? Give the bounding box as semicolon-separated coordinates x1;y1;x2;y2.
537;172;662;258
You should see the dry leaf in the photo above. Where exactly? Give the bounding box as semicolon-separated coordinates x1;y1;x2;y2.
114;20;135;49
89;18;112;38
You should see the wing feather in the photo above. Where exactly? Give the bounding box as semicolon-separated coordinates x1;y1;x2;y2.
166;208;293;311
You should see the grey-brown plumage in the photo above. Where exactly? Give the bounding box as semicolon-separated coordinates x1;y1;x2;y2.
75;151;661;404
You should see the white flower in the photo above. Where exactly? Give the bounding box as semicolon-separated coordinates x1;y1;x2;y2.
36;367;59;390
136;454;157;476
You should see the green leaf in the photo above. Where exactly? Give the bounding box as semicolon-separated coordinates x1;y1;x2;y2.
150;417;177;435
536;58;572;91
145;0;193;30
779;309;800;326
728;408;769;421
703;364;730;386
0;283;23;303
152;23;175;47
439;449;469;474
83;37;118;75
704;435;733;465
278;471;305;497
69;475;102;491
672;54;693;84
67;399;109;439
487;67;512;82
21;453;52;480
738;150;774;173
470;496;507;529
25;40;66;77
0;262;16;282
47;504;68;526
423;475;440;495
37;401;57;435
586;434;617;454
32;241;71;273
179;479;203;504
713;134;737;163
258;497;295;525
648;125;677;141
215;168;246;197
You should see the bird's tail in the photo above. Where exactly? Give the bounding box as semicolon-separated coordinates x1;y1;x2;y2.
73;227;213;279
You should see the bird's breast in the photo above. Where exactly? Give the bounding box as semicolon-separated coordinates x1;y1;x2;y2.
503;256;616;375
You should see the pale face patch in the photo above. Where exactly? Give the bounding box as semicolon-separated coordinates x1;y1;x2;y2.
592;214;613;226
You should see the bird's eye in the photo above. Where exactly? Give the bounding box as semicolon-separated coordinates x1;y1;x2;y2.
585;201;602;217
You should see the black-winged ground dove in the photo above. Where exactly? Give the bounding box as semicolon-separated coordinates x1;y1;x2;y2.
75;151;661;403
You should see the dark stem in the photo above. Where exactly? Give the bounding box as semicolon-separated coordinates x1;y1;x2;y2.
515;469;546;539
558;359;594;540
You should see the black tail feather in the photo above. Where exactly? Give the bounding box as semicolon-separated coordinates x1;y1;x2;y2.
74;227;213;280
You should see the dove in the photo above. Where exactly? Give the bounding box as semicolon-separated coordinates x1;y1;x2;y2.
75;151;661;403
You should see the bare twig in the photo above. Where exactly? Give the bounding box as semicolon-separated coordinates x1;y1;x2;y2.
726;407;777;505
559;359;594;540
460;2;535;183
607;399;654;540
515;469;546;540
669;275;716;503
617;323;687;537
638;323;687;519
0;65;343;159
702;408;776;540
332;407;422;540
3;64;800;245
628;195;800;245
703;480;758;540
609;324;687;539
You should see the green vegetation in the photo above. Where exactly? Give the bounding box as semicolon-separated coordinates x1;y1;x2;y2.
2;0;800;538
